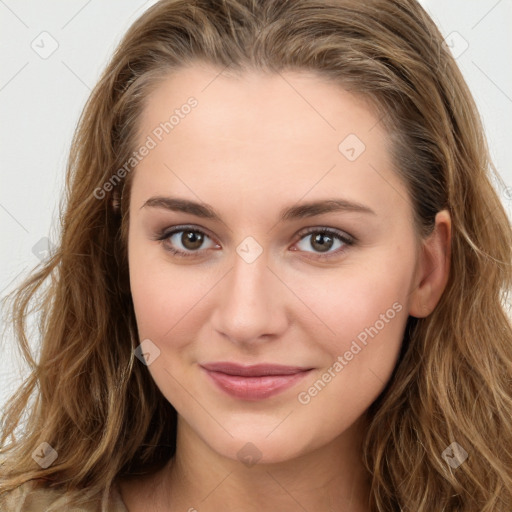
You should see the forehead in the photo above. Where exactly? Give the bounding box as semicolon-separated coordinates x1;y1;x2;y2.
139;64;382;150
132;64;411;222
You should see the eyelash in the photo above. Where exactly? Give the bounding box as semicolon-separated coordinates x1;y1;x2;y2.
154;225;356;261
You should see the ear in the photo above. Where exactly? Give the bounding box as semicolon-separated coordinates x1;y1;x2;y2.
409;209;451;318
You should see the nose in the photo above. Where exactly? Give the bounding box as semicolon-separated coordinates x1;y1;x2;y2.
210;248;289;347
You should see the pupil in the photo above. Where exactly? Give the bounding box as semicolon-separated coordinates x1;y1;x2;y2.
312;233;333;253
183;231;203;250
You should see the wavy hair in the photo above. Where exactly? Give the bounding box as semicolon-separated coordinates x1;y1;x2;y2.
1;0;511;510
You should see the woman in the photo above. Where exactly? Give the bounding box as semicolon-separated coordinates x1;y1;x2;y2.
1;0;511;510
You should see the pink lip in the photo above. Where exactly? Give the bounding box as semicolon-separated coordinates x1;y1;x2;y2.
200;362;313;401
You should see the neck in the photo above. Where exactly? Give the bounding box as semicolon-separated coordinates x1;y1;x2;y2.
151;414;372;512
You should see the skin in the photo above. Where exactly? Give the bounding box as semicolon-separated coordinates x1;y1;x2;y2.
119;64;451;511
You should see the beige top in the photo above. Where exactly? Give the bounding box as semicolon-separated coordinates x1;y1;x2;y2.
0;479;129;511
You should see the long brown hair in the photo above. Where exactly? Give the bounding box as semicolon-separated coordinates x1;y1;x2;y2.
1;1;511;510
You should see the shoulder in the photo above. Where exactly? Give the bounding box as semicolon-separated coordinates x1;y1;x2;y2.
0;479;128;512
0;480;66;511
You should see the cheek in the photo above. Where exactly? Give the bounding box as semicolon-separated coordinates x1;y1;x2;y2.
293;277;408;445
128;245;167;338
288;257;411;355
128;241;223;365
129;266;196;345
128;231;196;339
127;249;203;406
323;276;407;358
291;249;413;416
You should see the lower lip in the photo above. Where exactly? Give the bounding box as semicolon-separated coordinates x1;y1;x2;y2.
202;368;312;401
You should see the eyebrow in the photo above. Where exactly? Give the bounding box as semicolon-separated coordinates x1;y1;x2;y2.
141;196;376;221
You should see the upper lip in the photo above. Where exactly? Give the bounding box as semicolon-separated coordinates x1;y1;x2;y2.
201;362;313;377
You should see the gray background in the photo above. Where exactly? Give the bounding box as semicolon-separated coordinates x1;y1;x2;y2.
1;0;511;414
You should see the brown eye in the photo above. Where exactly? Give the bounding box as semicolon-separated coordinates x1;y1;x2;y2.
309;232;335;253
294;228;355;260
156;226;218;258
180;230;205;251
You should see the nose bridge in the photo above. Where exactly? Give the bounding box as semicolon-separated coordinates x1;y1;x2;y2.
212;242;286;343
230;245;270;303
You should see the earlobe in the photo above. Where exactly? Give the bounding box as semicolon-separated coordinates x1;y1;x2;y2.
408;210;452;318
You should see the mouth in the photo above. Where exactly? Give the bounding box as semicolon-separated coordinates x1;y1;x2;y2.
200;362;314;401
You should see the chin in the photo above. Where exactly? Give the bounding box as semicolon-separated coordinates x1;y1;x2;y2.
201;430;314;468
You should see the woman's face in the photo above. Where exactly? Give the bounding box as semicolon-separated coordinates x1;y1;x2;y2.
127;64;423;464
